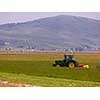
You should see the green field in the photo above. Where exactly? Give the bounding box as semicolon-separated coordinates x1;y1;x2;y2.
0;52;100;86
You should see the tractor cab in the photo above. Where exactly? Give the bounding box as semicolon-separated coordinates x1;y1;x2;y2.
64;55;73;60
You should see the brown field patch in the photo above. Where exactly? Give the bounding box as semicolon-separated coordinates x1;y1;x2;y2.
0;51;100;56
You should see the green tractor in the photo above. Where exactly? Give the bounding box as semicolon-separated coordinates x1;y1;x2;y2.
53;54;78;68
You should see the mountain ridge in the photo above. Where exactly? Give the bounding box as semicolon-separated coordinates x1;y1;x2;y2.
0;15;100;51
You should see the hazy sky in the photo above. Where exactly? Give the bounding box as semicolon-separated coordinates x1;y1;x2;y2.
0;12;100;24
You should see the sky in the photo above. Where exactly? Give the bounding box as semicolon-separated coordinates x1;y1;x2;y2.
0;12;100;24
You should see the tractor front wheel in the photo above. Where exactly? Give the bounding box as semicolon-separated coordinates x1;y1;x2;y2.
53;64;56;67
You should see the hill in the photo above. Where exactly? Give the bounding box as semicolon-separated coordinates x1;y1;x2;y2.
0;15;100;51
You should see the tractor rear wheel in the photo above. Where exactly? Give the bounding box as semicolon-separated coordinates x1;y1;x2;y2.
67;60;78;68
69;62;75;68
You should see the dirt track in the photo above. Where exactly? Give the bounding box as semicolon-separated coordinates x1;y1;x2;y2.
0;80;41;87
0;80;34;87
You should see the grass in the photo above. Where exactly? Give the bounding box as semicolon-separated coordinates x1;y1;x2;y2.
0;52;100;86
0;72;100;87
0;60;100;82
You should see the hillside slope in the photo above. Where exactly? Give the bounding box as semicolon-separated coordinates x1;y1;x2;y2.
0;15;100;51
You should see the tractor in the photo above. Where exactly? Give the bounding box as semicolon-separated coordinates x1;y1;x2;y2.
53;54;78;68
